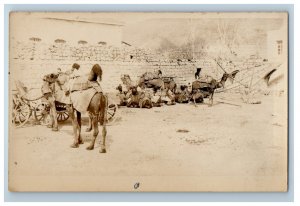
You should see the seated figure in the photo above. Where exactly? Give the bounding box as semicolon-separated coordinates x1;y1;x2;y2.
116;84;128;106
66;64;103;94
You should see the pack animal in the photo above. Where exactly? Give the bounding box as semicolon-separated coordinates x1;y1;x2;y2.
192;70;239;106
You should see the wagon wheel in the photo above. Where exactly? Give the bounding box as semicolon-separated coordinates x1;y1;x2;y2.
34;103;51;125
107;103;117;123
57;111;69;122
12;100;32;128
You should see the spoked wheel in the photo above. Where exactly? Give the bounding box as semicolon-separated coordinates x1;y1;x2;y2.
107;103;118;123
55;102;69;122
57;111;69;122
34;103;51;126
12;100;32;128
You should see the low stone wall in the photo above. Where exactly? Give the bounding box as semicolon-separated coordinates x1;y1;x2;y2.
11;59;220;92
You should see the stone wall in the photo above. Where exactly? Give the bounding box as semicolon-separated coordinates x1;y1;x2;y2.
11;41;221;92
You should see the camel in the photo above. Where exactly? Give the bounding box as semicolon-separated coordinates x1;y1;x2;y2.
163;77;177;93
192;70;239;106
41;73;60;131
175;85;191;103
138;76;165;91
138;72;177;92
43;64;108;153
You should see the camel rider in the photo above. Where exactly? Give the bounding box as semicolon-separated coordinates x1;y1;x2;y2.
88;64;103;93
154;70;162;79
65;63;80;96
195;68;202;79
66;63;80;77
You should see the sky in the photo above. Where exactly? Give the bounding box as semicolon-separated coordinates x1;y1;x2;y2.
10;12;286;50
122;17;285;50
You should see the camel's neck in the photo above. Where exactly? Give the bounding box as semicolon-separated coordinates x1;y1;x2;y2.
217;75;228;88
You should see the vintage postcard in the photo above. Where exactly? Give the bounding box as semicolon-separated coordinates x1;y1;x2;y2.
9;12;288;192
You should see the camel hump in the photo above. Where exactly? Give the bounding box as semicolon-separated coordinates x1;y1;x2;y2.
198;75;213;83
143;72;155;80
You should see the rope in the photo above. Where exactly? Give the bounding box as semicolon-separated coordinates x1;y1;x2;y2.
216;63;282;93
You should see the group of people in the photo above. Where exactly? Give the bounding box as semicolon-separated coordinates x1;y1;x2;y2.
115;69;205;109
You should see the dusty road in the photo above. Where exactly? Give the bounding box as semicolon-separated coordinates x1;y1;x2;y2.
9;94;288;192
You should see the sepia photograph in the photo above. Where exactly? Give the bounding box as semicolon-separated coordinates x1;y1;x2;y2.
8;12;288;192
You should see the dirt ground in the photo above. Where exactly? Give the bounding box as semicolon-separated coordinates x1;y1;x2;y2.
8;93;288;192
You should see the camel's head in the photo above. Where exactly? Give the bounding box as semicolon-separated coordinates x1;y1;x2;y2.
218;71;239;88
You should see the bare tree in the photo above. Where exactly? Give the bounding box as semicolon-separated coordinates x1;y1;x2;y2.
216;19;241;56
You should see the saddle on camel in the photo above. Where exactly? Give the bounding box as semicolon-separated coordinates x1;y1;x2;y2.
42;63;108;153
66;64;103;112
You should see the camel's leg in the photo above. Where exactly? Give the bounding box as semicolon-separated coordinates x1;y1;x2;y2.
99;95;107;153
209;90;214;107
49;98;58;131
127;100;132;107
76;111;83;144
67;106;80;148
100;125;107;153
86;116;98;150
47;108;54;128
192;92;198;107
85;113;93;132
193;98;198;107
46;100;54;128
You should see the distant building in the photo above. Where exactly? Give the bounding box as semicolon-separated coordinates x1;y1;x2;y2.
266;27;287;62
11;13;123;46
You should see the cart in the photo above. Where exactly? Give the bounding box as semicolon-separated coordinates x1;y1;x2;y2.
12;80;70;127
12;80;117;127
